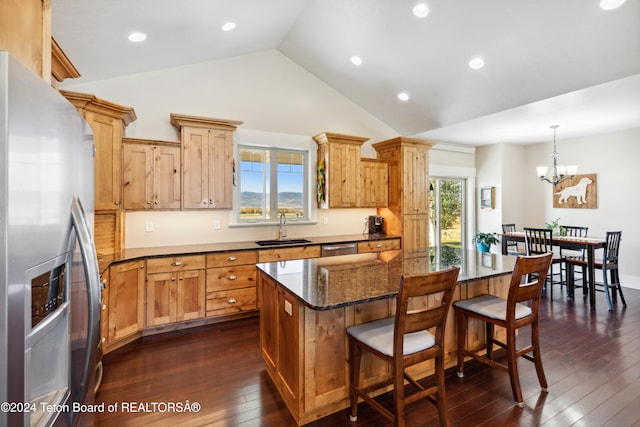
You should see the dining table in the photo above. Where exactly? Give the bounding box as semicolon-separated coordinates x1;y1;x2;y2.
501;232;606;307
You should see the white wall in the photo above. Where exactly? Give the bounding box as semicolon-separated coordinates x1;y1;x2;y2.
62;50;404;247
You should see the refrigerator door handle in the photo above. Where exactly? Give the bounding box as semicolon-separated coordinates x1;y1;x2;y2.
70;197;102;411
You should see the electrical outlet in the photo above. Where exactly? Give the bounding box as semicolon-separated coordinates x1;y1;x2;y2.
323;217;329;225
145;222;154;232
214;220;221;230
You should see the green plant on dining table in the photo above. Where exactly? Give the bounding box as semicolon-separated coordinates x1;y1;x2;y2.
544;218;567;236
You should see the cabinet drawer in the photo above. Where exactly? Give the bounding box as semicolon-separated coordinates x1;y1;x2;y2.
206;287;257;316
207;265;256;292
206;250;257;267
358;239;401;253
258;246;321;263
146;255;206;273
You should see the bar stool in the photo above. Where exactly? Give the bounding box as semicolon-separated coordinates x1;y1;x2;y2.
454;253;553;406
347;266;460;427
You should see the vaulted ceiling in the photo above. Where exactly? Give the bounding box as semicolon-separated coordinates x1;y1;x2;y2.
52;0;640;145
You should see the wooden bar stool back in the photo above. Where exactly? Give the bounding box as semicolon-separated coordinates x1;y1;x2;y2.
454;253;553;407
347;266;460;427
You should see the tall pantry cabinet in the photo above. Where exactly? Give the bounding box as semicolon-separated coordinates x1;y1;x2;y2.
60;90;136;263
373;137;435;261
170;114;243;209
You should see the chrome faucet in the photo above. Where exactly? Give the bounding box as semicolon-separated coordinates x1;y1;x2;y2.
279;212;287;240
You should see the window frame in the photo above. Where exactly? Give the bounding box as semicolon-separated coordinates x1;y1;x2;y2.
236;144;309;224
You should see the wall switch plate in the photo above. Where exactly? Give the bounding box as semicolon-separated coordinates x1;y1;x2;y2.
323;217;329;225
214;220;221;230
145;222;154;232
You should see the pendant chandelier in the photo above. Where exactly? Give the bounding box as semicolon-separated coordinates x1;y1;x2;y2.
536;125;577;185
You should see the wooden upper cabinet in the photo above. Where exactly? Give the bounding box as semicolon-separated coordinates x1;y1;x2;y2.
403;145;430;214
313;132;368;209
122;138;181;210
360;159;389;208
373;137;435;258
61;90;136;211
373;137;435;214
170;114;243;210
0;0;51;81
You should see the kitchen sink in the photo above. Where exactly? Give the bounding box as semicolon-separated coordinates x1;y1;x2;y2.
255;239;312;246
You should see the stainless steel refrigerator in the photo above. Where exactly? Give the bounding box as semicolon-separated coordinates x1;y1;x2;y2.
0;52;102;426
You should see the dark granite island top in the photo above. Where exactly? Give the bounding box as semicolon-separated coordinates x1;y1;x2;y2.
256;250;517;310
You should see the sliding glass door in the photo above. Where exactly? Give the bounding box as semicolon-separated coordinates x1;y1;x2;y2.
429;177;465;267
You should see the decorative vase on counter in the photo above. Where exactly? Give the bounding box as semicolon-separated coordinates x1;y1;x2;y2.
477;243;490;253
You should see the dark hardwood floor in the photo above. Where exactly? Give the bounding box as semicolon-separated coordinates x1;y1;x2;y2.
82;286;640;426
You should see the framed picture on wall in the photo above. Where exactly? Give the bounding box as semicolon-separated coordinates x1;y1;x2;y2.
480;187;495;209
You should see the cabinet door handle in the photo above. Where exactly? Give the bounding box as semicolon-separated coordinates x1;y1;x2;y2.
147;201;152;205
179;277;183;281
102;304;107;311
172;261;184;266
228;275;237;280
227;256;238;261
171;277;175;281
376;243;383;248
227;298;237;304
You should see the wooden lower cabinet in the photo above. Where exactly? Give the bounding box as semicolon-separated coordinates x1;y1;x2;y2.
258;245;321;263
258;269;511;425
145;255;206;327
206;250;258;317
105;259;145;348
100;270;109;354
357;238;400;253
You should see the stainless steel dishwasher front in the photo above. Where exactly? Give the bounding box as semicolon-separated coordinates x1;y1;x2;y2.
320;242;358;257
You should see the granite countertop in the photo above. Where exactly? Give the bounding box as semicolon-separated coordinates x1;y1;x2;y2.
99;233;399;272
256;250;517;310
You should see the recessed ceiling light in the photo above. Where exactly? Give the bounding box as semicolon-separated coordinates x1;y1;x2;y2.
128;32;147;43
350;56;362;66
398;92;410;101
599;0;626;10
222;22;236;31
468;57;485;69
413;3;430;18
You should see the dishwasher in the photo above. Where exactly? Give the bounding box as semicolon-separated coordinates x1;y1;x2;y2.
321;242;358;257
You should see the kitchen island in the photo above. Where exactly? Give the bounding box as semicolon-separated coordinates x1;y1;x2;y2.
257;250;517;425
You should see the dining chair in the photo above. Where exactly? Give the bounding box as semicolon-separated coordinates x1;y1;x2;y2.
523;228;564;297
566;231;625;310
502;224;525;256
347;266;460;427
454;253;553;407
559;225;588;295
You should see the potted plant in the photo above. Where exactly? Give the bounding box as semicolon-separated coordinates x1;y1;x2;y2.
472;232;499;252
544;218;567;236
